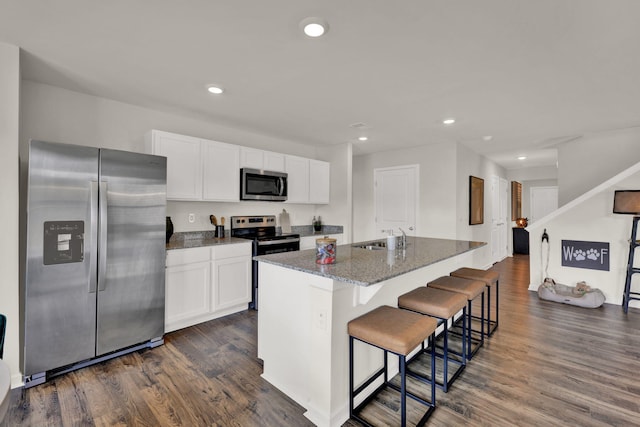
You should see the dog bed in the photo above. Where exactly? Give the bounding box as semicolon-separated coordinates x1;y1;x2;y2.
537;278;606;308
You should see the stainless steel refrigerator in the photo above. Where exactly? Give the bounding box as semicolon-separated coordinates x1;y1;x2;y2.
22;140;166;387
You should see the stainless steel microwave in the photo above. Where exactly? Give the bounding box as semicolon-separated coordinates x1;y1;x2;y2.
240;168;288;201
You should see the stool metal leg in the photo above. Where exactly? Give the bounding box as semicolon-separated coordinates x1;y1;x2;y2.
486;285;491;336
400;355;407;427
493;280;499;334
349;336;355;420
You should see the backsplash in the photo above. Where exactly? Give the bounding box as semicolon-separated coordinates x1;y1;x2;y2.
289;225;344;236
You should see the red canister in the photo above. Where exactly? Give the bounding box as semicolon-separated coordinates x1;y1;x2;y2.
316;237;337;264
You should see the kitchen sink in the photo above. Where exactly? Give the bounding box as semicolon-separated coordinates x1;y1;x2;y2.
352;240;387;250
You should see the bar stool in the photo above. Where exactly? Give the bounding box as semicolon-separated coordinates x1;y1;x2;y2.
398;286;467;392
348;305;438;427
451;267;500;336
427;276;486;359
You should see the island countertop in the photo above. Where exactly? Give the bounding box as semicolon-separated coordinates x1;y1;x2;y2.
254;236;485;287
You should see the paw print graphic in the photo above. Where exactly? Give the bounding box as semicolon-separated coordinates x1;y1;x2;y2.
586;249;600;261
574;249;586;261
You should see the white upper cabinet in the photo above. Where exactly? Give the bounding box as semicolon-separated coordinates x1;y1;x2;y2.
309;159;330;204
147;129;327;203
203;140;240;202
146;130;239;202
240;147;264;169
146;130;202;200
240;147;286;172
263;151;286;172
285;156;330;204
285;155;310;203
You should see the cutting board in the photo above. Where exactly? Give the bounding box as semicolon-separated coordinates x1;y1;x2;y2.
279;209;291;233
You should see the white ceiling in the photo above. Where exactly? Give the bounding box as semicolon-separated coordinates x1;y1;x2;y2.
2;0;640;170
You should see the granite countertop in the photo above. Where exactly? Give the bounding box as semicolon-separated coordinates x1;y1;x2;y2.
166;231;249;250
291;225;343;237
166;225;344;250
254;236;486;287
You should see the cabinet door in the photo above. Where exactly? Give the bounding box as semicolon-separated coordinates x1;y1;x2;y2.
285;155;309;203
211;256;251;312
240;147;264;169
203;139;240;201
165;261;211;332
264;151;286;172
149;131;202;200
309;160;330;204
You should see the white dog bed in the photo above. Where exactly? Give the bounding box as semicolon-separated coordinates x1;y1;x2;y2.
537;278;606;308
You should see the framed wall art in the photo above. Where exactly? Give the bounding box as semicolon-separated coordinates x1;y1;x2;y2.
469;175;484;225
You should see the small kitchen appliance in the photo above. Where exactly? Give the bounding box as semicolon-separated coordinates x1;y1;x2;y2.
240;168;288;201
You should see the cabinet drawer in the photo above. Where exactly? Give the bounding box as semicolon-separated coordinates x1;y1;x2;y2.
211;242;252;260
166;247;211;267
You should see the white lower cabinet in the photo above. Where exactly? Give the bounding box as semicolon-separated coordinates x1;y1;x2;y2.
165;242;251;332
211;244;252;312
165;260;211;330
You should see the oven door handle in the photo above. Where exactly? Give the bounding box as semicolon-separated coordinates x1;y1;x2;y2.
258;238;300;246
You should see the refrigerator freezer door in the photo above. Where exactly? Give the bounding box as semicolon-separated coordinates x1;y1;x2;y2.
24;141;99;376
96;149;166;355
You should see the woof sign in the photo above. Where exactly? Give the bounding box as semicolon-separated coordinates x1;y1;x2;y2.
561;240;610;271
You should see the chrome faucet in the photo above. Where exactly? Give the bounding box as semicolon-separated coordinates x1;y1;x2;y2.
398;227;407;249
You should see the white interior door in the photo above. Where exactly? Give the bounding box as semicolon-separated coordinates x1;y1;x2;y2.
490;176;509;263
499;178;509;259
374;165;418;238
530;186;558;223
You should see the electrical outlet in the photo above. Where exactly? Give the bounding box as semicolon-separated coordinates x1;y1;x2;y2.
188;213;195;223
315;309;327;330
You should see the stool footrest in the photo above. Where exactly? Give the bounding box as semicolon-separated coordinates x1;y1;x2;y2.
406;347;466;392
353;366;386;397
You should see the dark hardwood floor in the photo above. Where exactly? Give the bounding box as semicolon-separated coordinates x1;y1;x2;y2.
3;255;640;426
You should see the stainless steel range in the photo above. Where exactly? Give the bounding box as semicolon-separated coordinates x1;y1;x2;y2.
230;215;300;309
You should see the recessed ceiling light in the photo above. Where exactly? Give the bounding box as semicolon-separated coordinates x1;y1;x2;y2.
482;135;493;141
206;85;224;94
300;17;329;37
442;118;456;125
358;136;368;141
517;156;527;160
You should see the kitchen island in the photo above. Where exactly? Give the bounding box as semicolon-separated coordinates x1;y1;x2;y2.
255;236;485;427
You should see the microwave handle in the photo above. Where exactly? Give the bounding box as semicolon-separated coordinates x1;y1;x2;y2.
278;177;285;196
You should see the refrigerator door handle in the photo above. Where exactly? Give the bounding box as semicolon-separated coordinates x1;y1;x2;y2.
98;181;108;292
89;181;99;293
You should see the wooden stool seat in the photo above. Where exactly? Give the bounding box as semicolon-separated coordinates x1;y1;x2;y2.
398;287;467;320
451;267;500;336
427;276;486;359
348;305;438;355
348;305;438;426
451;267;499;286
398;287;468;392
428;276;485;300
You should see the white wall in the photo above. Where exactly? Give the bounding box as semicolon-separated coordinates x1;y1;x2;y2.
455;144;507;267
352;143;458;242
0;43;20;386
557;128;640;206
522;179;558;220
352;142;506;269
506;165;558;182
315;143;353;243
528;164;640;309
